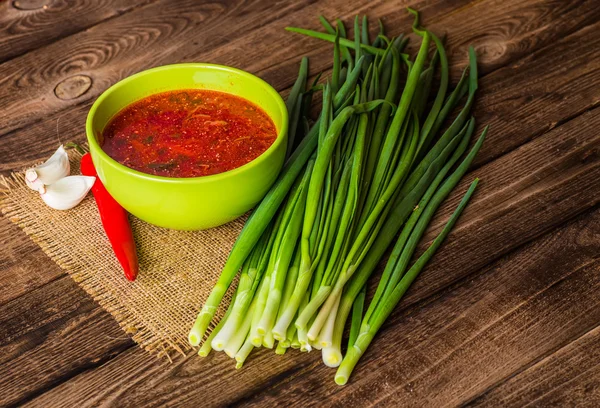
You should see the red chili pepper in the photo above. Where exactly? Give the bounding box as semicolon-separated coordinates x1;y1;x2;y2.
81;153;139;281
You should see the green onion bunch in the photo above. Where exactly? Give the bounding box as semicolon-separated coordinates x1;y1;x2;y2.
188;8;488;385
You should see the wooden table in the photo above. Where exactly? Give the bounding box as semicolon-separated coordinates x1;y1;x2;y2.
1;0;599;406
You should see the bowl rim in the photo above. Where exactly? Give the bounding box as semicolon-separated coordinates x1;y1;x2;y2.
85;62;288;184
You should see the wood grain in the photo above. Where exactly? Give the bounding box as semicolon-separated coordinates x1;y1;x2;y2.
2;0;599;173
395;106;600;309
0;0;153;63
468;324;600;407
0;0;363;137
258;6;600;169
24;206;600;408
53;75;93;100
0;277;132;407
2;0;554;310
14;105;600;407
258;0;600;90
235;209;600;407
1;0;599;406
0;217;65;306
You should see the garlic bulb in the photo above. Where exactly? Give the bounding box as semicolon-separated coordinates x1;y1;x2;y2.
40;176;96;210
25;145;70;192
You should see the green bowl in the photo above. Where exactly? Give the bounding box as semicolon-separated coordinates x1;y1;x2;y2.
86;63;288;230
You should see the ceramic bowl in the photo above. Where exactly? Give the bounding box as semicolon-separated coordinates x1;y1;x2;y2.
86;63;288;230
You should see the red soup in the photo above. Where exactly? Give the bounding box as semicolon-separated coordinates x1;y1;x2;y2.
101;89;278;178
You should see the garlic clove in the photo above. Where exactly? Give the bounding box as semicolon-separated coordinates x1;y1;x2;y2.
25;145;70;191
40;175;95;210
25;174;46;193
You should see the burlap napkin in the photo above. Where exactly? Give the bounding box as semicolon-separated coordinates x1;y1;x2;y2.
1;148;242;360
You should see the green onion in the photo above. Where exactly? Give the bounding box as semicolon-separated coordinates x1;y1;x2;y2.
335;178;481;385
190;10;490;387
255;159;313;337
285;26;385;56
273;98;392;339
189;57;365;346
285;57;309;159
303;32;432;341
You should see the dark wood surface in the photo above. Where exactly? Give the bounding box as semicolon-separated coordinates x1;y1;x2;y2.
1;0;599;406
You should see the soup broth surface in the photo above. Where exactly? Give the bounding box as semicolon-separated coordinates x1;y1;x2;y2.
101;89;278;178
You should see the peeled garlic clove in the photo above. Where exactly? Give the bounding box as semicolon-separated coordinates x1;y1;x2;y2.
40;175;95;210
25;145;70;191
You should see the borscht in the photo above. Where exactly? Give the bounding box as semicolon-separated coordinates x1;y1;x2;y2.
101;89;278;178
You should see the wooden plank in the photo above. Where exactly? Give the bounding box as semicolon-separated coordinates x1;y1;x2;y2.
423;0;598;77
234;210;600;407
0;0;379;304
0;0;153;63
0;0;474;305
470;26;600;167
2;0;598;142
0;277;133;407
18;105;600;407
2;0;599;174
2;17;599;403
468;325;600;407
257;0;600;90
388;106;600;310
0;0;420;137
259;4;600;169
0;216;63;306
1;0;598;404
24;335;313;408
